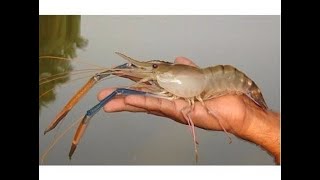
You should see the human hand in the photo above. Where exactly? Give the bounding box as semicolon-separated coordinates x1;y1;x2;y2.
98;57;280;164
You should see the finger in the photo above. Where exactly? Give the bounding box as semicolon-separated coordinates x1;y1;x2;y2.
103;97;147;112
105;95;167;116
100;93;168;116
97;88;143;112
174;57;198;67
98;87;151;101
106;102;147;113
125;95;170;112
146;110;167;118
100;90;171;117
98;88;116;101
124;95;187;119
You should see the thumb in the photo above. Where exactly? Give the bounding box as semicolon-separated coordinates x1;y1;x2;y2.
174;57;198;67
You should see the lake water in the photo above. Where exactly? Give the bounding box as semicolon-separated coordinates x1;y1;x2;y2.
39;15;280;165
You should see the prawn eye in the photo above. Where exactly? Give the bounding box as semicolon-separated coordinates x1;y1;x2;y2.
152;64;158;68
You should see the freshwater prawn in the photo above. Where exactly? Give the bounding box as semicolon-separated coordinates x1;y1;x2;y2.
41;52;268;162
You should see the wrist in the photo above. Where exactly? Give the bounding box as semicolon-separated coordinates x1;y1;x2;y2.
237;107;280;164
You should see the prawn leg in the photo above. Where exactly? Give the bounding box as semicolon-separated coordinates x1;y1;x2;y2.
181;99;199;163
44;63;130;135
196;96;233;144
69;88;153;159
43;76;98;135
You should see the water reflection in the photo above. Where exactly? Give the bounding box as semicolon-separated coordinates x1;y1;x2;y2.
39;15;88;109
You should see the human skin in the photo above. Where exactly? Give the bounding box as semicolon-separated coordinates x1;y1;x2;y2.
98;57;280;164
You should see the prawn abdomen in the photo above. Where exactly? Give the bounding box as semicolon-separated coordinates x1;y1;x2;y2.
202;65;268;110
